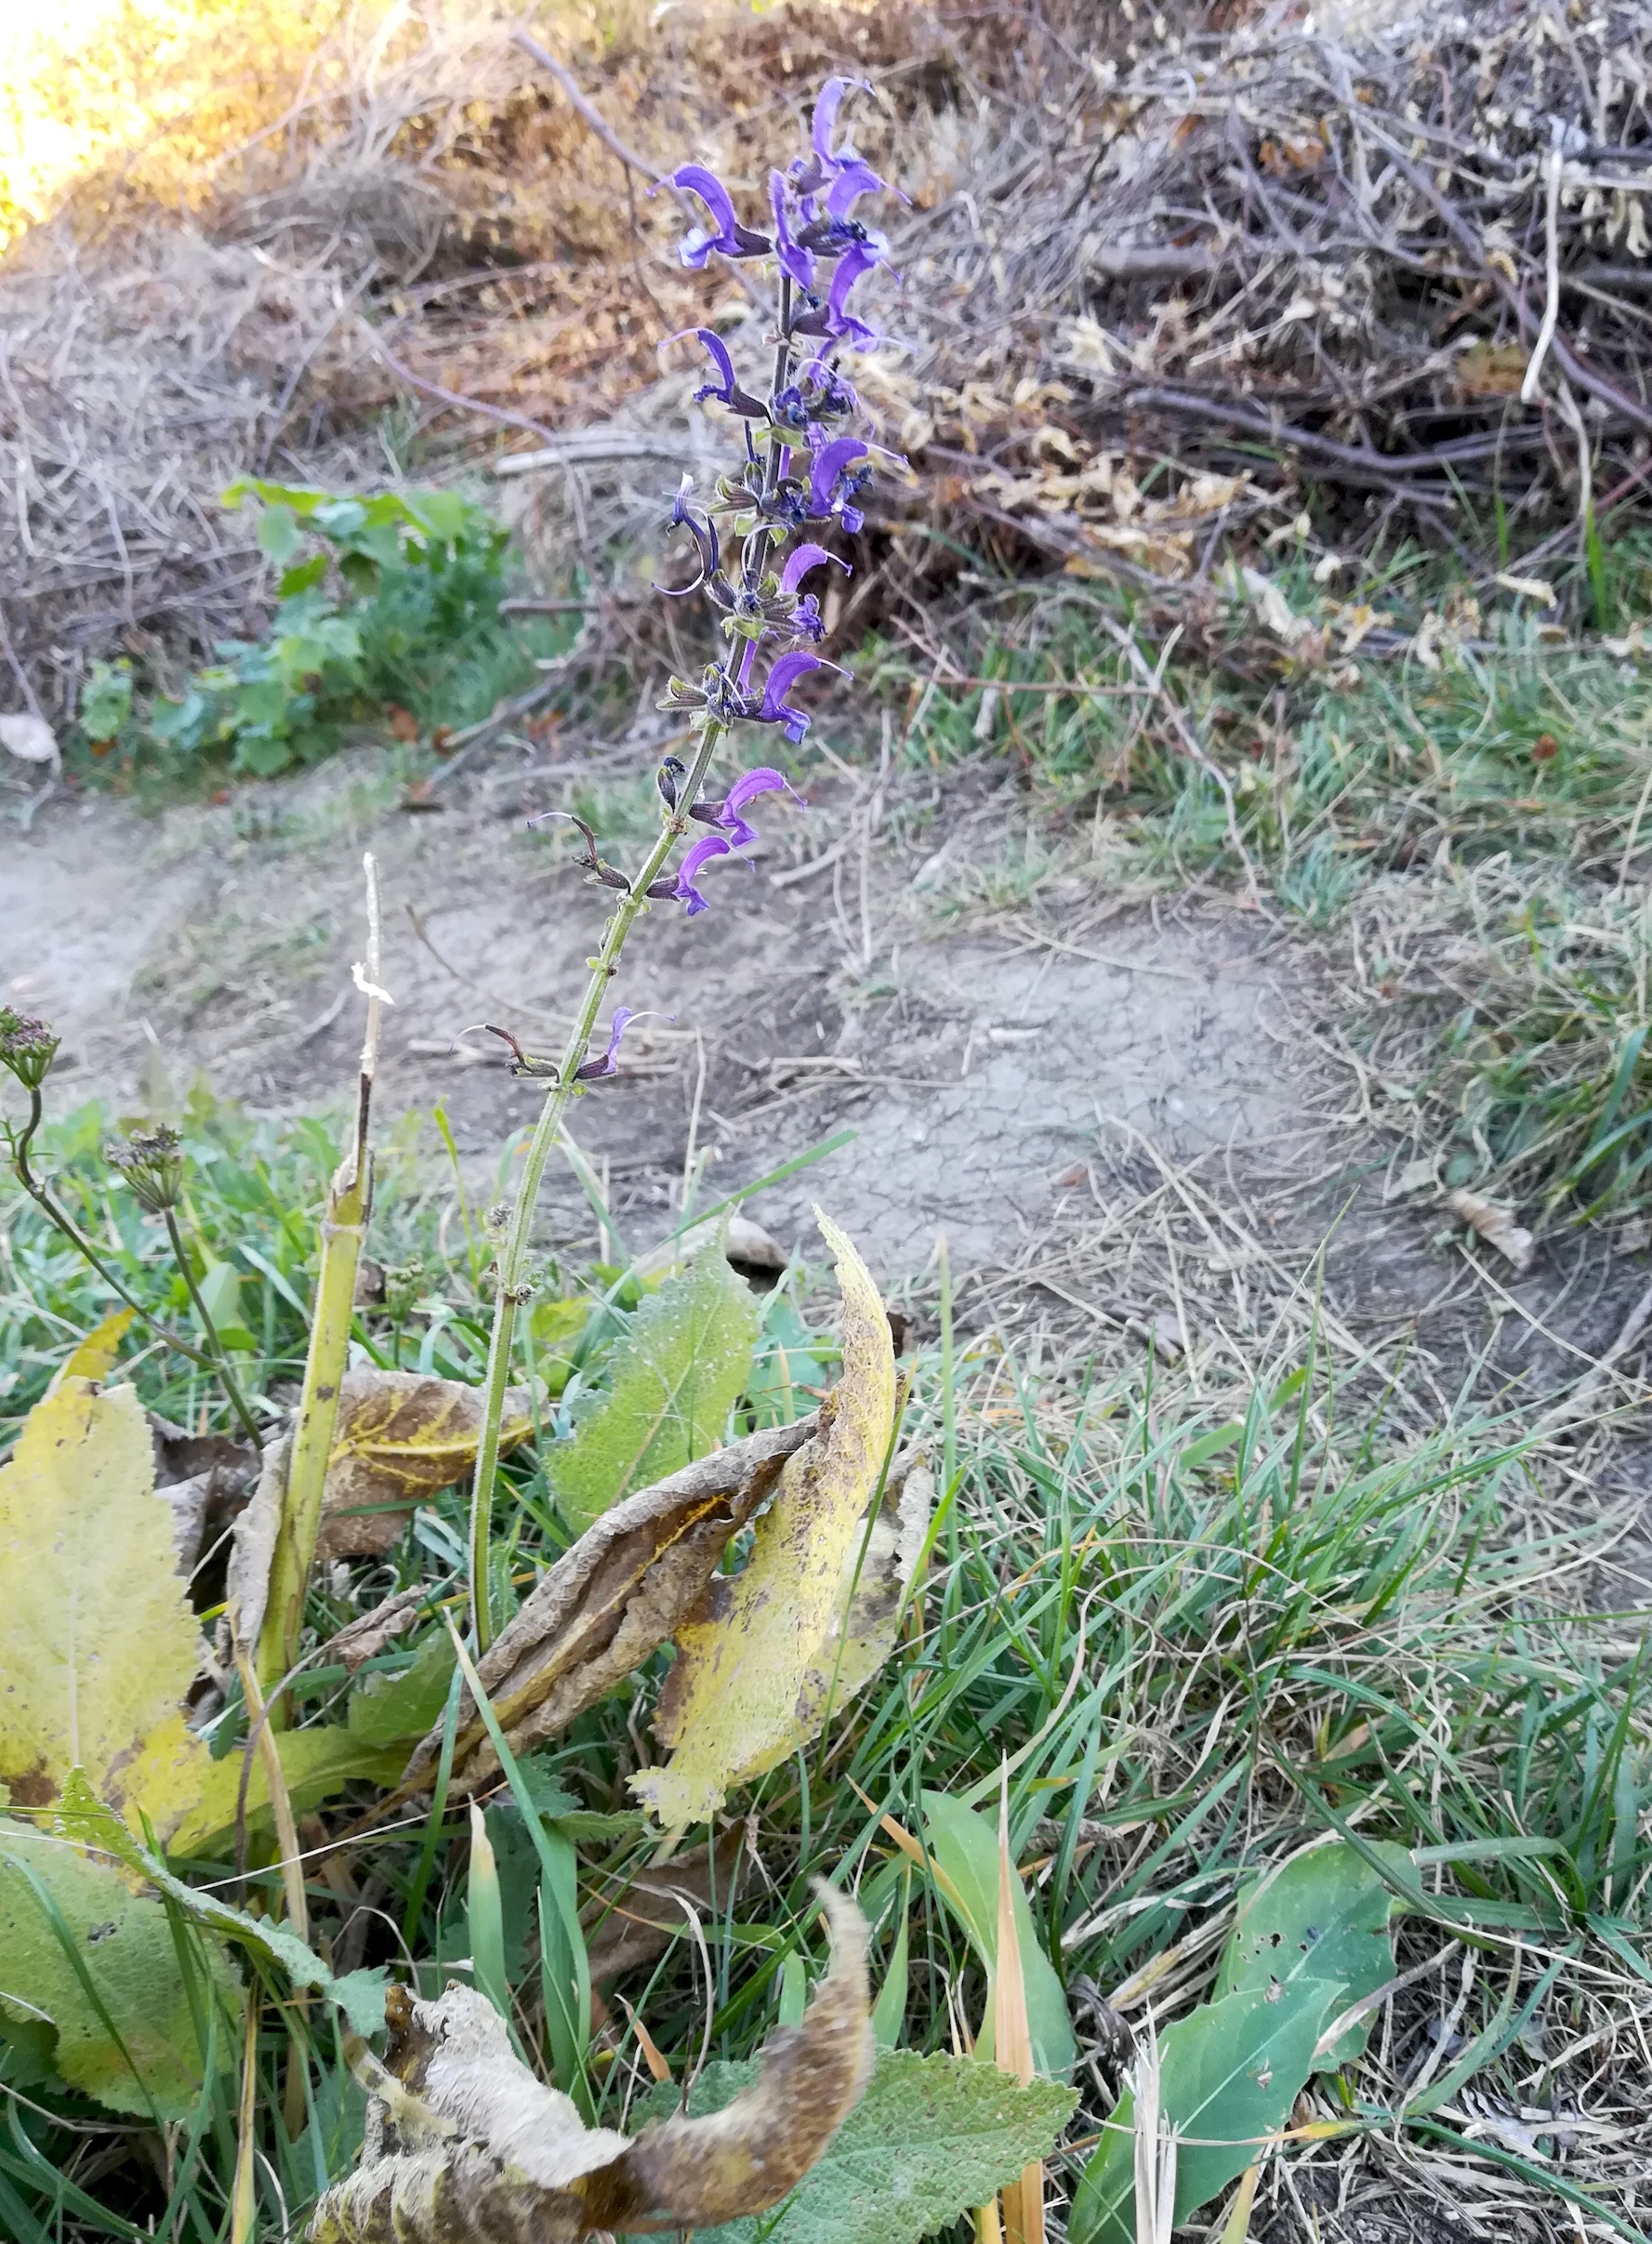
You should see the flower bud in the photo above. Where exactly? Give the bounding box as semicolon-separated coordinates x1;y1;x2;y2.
0;1008;59;1089
108;1125;184;1213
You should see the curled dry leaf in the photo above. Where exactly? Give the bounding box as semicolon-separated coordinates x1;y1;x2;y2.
323;1586;433;1673
309;1882;872;2244
632;1212;897;1828
148;1414;259;1576
318;1369;535;1559
402;1415;816;1800
1445;1188;1535;1275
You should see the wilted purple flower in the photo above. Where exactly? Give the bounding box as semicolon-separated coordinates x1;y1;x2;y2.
661;165;772;268
791;243;880;351
757;650;845;744
807;438;872;532
660;474;720;594
575;1007;675;1080
669;328;768;417
675;833;740;916
718;765;808;848
770;359;861;448
769;172;815;293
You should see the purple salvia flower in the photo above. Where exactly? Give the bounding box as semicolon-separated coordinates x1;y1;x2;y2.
769;172;815;293
718;765;808;849
660;165;771;267
676;833;736;916
791;243;880;350
669;327;768;417
807;438;870;530
812;76;870;172
575;1006;655;1080
826;162;893;223
780;543;851;595
758;650;847;744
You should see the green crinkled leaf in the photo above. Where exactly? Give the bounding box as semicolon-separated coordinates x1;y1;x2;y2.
1212;1839;1406;2067
0;1815;242;2119
642;2047;1076;2244
348;1632;458;1748
920;1790;1077;2080
548;1247;760;1536
1068;1980;1342;2244
52;1771;389;2039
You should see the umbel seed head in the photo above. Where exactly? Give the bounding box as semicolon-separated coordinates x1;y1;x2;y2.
108;1125;185;1213
0;1008;59;1089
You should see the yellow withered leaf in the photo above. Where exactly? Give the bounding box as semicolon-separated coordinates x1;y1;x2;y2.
0;1379;206;1840
317;1369;535;1557
46;1309;136;1393
632;1212;896;1827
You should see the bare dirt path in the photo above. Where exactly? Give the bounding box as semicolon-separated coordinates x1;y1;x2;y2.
7;754;1651;1604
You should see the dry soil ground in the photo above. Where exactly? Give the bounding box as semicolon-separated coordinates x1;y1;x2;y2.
6;746;1652;1601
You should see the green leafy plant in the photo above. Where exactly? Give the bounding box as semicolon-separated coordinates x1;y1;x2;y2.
74;479;514;782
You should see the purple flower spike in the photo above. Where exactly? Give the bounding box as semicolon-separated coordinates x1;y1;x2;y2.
759;650;847;744
719;764;808;848
669;327;767;417
812;76;871;170
676;833;735;916
770;172;815;293
662;165;771;267
781;542;851;595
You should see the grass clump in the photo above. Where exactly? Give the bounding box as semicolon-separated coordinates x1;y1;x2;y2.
868;549;1652;1235
4;1089;1651;2241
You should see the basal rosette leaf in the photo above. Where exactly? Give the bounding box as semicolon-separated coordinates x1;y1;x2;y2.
0;1812;242;2119
0;1379;207;1841
548;1244;760;1537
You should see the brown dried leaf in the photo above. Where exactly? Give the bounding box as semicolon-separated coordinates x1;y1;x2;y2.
581;1824;750;1987
309;1883;871;2244
401;1415;817;1799
322;1587;430;1674
317;1369;534;1559
1445;1188;1535;1274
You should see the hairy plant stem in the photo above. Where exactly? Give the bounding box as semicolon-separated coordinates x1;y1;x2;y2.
465;288;800;1650
6;1085;262;1442
465;718;725;1650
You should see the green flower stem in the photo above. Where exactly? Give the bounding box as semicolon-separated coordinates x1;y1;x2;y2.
466;717;728;1650
160;1210;264;1447
465;280;802;1650
5;1085;259;1435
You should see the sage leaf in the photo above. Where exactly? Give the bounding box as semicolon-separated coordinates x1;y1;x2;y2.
549;1243;760;1536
